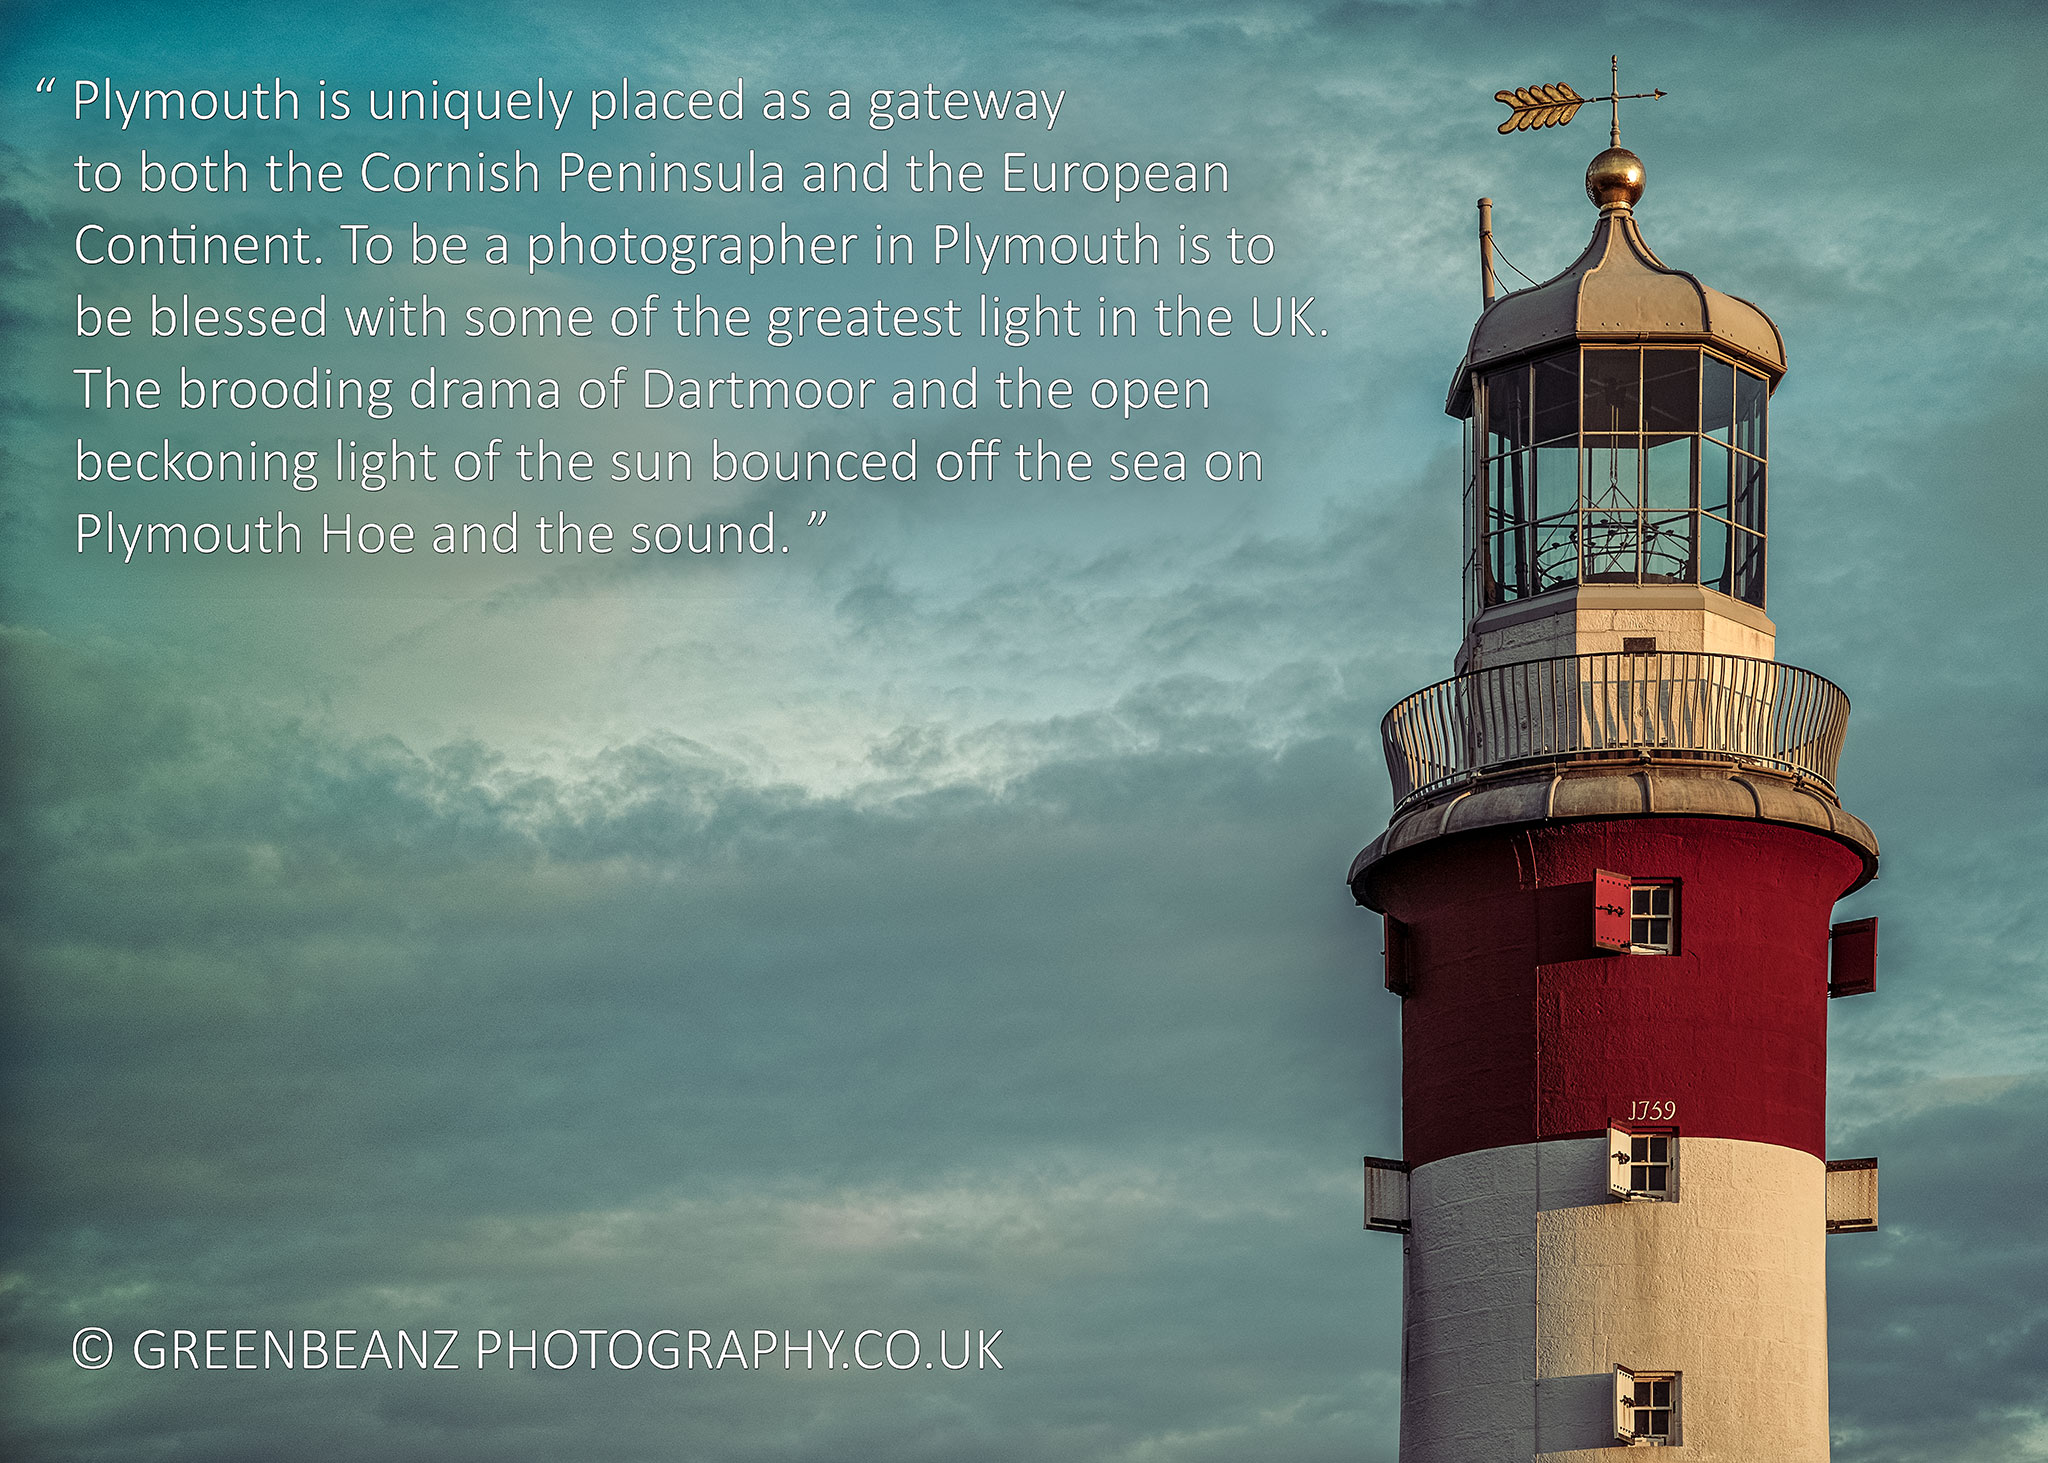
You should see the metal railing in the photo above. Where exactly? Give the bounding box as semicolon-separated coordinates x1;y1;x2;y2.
1380;651;1850;813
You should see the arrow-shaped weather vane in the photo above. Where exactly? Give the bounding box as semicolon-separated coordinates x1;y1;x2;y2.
1496;55;1664;147
1475;59;1666;306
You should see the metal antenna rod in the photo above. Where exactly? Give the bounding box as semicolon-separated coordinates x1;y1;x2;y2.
1478;198;1497;307
1611;56;1622;147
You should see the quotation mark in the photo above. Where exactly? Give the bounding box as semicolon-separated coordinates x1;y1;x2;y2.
807;510;827;526
37;77;57;93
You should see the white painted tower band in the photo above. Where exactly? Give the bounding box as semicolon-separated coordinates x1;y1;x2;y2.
1399;1138;1827;1460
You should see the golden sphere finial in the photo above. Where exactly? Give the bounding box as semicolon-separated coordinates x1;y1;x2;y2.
1586;147;1645;208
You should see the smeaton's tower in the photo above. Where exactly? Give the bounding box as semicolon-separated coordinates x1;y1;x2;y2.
1352;78;1881;1460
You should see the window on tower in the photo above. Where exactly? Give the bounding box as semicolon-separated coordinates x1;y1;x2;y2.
1592;872;1678;954
1615;1367;1680;1445
1609;1125;1679;1201
1627;1133;1671;1195
1469;345;1768;614
1630;882;1676;953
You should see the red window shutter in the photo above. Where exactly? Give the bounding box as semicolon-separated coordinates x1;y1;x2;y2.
1593;869;1632;952
1829;917;1878;997
1383;915;1410;997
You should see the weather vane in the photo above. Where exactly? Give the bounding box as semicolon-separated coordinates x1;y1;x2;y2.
1495;55;1664;148
1472;58;1665;306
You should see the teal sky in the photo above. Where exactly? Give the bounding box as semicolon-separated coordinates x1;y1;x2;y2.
3;2;2045;1459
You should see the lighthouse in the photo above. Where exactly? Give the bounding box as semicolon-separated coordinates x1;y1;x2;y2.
1352;133;1882;1459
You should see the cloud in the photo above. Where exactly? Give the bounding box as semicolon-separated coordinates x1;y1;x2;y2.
1829;1079;2048;1463
0;623;1399;1459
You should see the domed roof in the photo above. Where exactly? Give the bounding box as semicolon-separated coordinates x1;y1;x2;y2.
1446;159;1785;417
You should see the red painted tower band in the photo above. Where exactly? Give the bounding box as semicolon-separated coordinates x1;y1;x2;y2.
1366;813;1866;1169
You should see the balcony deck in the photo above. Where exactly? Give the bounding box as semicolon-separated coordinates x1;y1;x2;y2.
1380;652;1850;815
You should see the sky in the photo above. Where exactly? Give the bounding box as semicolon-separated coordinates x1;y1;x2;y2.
1;1;2044;1459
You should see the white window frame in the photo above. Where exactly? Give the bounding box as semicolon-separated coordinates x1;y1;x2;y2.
1628;880;1677;953
1615;1365;1680;1445
1608;1125;1679;1201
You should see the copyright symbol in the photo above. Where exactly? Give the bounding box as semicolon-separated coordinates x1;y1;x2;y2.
72;1328;113;1369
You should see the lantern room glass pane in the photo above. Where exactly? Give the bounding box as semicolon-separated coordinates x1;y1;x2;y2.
1532;352;1578;443
1487;367;1530;456
1533;515;1578;593
1732;452;1766;534
1584;512;1640;579
1489;530;1528;601
1463;414;1478;624
1643;512;1693;582
1534;445;1577;519
1584;349;1640;433
1643;349;1700;433
1492;451;1531;529
1734;368;1767;457
1699;514;1731;592
1703;356;1734;442
1732;526;1766;605
1644;435;1692;511
1583;438;1639;511
1699;438;1731;517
